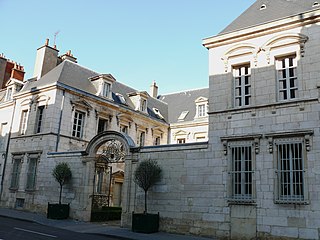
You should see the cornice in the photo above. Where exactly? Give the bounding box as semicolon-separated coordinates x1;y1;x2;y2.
203;9;320;49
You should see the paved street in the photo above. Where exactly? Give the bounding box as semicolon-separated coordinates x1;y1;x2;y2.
0;216;123;240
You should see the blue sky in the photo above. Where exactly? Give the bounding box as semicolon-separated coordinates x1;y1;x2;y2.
0;0;255;95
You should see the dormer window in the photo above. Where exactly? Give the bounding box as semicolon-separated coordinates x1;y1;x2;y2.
195;97;208;118
128;91;148;113
197;104;206;117
102;82;111;98
140;99;147;112
89;74;116;100
116;93;126;104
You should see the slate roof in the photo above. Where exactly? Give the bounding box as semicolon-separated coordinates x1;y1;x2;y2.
159;88;209;123
220;0;320;34
21;60;168;122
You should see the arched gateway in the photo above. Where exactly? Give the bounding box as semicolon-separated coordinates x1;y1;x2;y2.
83;131;136;221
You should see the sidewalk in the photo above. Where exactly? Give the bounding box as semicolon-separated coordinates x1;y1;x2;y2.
0;208;216;240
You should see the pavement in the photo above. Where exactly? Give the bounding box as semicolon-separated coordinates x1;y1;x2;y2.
0;208;216;240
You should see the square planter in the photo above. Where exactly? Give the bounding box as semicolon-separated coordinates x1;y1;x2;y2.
47;203;70;219
132;212;159;233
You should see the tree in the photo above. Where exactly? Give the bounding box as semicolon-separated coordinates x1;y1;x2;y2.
52;162;72;204
133;159;162;213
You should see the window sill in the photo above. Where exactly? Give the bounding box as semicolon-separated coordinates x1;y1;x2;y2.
227;198;256;205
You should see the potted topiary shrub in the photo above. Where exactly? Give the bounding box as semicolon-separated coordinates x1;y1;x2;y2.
132;159;162;233
47;162;72;219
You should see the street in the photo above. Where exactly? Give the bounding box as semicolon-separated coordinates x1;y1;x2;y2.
0;216;123;240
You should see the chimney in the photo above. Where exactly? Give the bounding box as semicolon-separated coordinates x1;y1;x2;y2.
33;38;59;79
150;81;158;98
61;50;77;63
11;63;25;81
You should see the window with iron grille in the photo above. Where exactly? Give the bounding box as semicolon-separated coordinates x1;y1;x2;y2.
35;106;45;134
275;140;306;204
233;65;251;107
229;143;254;202
276;55;297;101
26;157;38;190
10;156;23;189
72;110;85;138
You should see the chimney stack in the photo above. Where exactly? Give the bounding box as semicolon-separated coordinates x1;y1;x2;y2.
61;50;77;63
150;81;158;98
33;38;59;79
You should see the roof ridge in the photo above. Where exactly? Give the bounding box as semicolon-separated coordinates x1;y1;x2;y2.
160;87;208;96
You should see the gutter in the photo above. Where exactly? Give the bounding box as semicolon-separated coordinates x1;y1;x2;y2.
55;90;65;152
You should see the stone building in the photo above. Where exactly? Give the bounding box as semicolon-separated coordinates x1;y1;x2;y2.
0;39;169;215
122;1;320;239
159;88;209;144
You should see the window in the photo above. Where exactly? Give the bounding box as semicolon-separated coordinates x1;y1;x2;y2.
178;111;189;121
177;138;186;144
233;65;251;107
229;144;253;202
154;137;160;146
103;82;111;98
72;110;85;138
198;104;206;117
275;140;306;203
35;106;45;134
120;124;128;134
26;157;38;190
20;110;28;135
116;93;126;104
276;55;297;101
137;131;145;146
97;118;108;134
6;87;12;101
10;156;23;189
140;99;147;112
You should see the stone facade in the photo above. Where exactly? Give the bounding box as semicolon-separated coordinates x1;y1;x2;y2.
122;2;320;240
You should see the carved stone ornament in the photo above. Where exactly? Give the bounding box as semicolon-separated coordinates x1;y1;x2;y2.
96;139;126;162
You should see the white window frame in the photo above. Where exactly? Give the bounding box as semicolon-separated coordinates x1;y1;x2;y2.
274;138;307;204
102;81;111;98
6;87;13;101
276;55;298;101
233;64;251;107
228;141;255;203
197;104;206;117
20;109;29;135
177;138;186;144
72;110;85;138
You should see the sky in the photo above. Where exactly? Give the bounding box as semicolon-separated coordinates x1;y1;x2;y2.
0;0;256;95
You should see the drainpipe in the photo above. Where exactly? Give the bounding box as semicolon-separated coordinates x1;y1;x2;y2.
55;90;65;152
0;99;16;200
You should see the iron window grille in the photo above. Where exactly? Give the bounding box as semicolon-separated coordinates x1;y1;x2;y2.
228;142;255;203
274;139;307;204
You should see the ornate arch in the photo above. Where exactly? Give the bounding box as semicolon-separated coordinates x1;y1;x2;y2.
84;130;136;161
